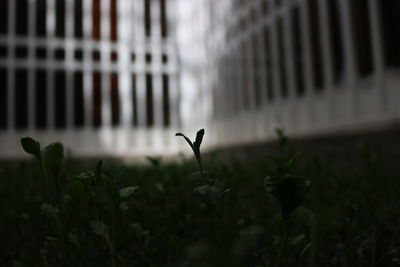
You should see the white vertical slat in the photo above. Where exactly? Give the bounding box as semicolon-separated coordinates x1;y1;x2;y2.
267;0;284;132
269;0;281;105
246;35;256;112
136;72;147;127
83;0;93;128
299;0;313;128
169;72;180;128
152;0;161;38
28;0;36;129
319;0;334;119
65;0;74;128
46;0;55;129
368;0;386;112
338;0;357;118
101;0;111;127
256;25;267;108
7;0;15;131
234;47;244;113
153;72;163;127
152;0;164;132
283;5;296;131
132;0;142;40
118;0;132;128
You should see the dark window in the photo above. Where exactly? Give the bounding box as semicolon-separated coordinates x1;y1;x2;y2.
146;73;153;127
307;0;324;91
93;50;101;61
93;72;102;127
252;34;261;108
74;0;83;38
16;0;28;36
16;47;28;59
160;0;168;38
292;6;305;96
74;71;84;127
0;46;7;58
0;69;7;129
55;0;65;37
15;69;28;129
132;74;138;126
92;0;101;40
35;70;47;129
131;53;136;62
144;0;151;37
277;19;287;98
162;74;170;127
36;48;47;59
378;0;400;67
55;71;66;128
262;0;269;15
110;0;118;41
162;54;168;64
350;0;373;77
36;0;47;37
74;49;83;61
111;51;118;62
110;73;120;126
264;26;274;101
145;53;152;63
327;0;344;84
55;49;65;60
0;0;7;34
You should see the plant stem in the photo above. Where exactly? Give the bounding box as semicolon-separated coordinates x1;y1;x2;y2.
29;218;50;267
29;158;51;267
111;198;118;267
275;216;289;267
53;169;68;266
38;159;49;200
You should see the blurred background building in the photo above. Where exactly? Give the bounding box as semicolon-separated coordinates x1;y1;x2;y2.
179;0;400;149
1;0;400;157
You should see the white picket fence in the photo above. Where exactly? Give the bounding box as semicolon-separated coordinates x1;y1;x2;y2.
178;0;400;150
0;0;188;158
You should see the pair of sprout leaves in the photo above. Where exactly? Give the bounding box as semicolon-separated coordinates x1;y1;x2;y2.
177;129;310;217
176;129;231;210
20;137;138;245
20;137;138;198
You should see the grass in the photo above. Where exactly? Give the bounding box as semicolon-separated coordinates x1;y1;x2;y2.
0;130;399;266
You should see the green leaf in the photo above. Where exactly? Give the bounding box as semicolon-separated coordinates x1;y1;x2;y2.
75;170;94;180
68;229;80;248
175;132;193;149
20;137;41;159
264;176;274;193
274;175;308;216
90;220;110;244
119;186;139;199
43;143;64;171
193;129;205;149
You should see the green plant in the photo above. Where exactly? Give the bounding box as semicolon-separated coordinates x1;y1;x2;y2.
21;138;68;265
264;129;311;267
